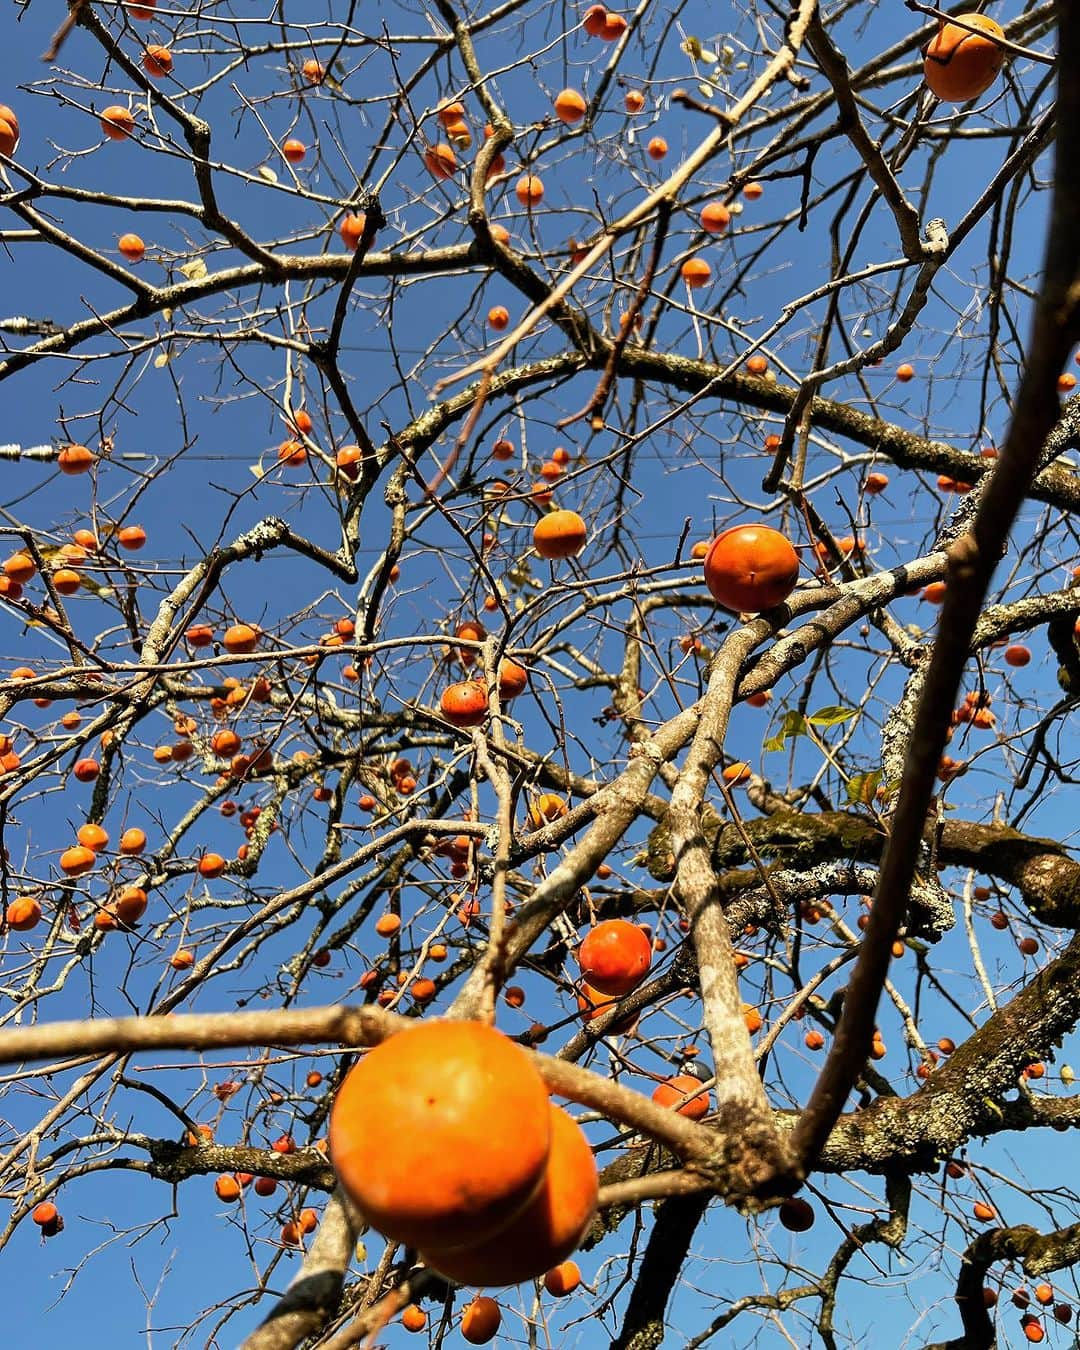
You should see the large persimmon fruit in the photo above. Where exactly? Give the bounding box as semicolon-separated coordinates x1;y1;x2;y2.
923;14;1005;102
533;509;587;560
703;525;800;612
578;919;651;996
329;1020;551;1249
461;1296;502;1343
420;1103;597;1286
651;1074;711;1120
441;680;488;728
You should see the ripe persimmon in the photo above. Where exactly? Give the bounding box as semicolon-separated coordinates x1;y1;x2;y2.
32;1201;59;1227
3;553;35;583
117;525;146;550
515;174;544;207
77;822;108;851
424;142;457;179
703;525;800;612
534;509;587;559
681;257;711;288
100;106;136;140
0;103;20;158
461;1296;502;1343
865;471;889;493
601;11;627;38
60;844;96;876
923;14;1005;102
624;89;646;112
896;362;915;382
301;58;325;84
646;136;667;160
421;1103;597;1286
215;1175;242;1203
282;138;306;163
335;444;364;480
651;1074;710;1120
554;89;587;124
1005;644;1031;667
578;918;651;996
58;444;95;474
52;568;80;595
498;658;528;699
277;438;306;467
544;1260;582;1296
6;896;41;931
118;233;146;261
582;4;608;35
329;1020;552;1249
142;45;173;78
700;201;730;233
198;852;227;879
114;886;147;923
488;305;510;330
441;680;487;727
222;623;259;654
923;581;947;604
211;729;241;756
339;213;366;251
401;1305;427;1332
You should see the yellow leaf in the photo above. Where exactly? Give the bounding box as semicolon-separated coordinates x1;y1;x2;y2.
154;351;171;368
258;164;279;184
179;258;208;281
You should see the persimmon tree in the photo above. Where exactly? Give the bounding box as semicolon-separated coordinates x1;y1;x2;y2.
2;0;1080;1345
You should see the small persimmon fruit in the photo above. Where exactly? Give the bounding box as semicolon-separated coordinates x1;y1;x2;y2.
118;233;146;261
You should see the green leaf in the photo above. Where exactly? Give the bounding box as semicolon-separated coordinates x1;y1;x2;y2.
847;770;881;806
808;705;858;728
764;710;807;752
